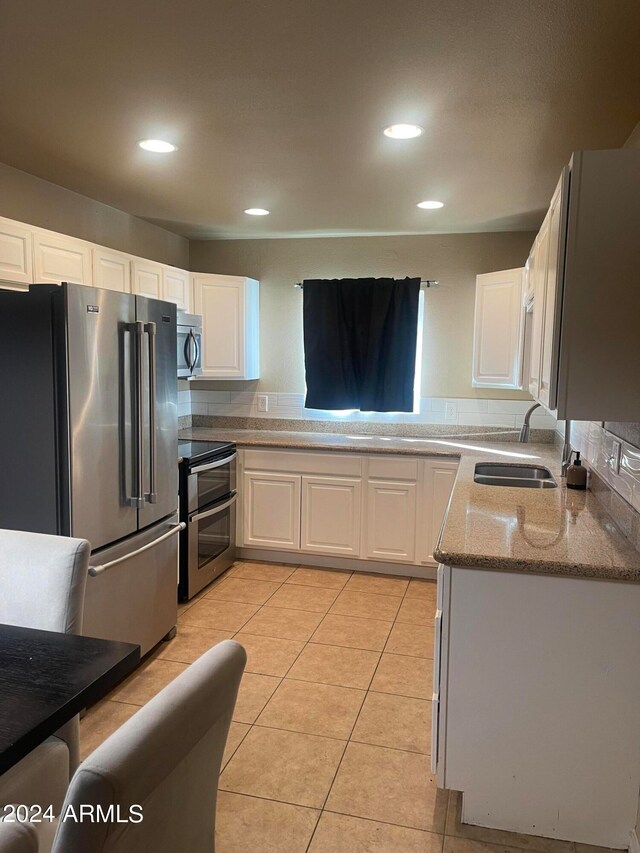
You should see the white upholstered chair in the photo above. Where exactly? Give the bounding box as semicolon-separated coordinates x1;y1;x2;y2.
0;529;90;812
49;639;246;853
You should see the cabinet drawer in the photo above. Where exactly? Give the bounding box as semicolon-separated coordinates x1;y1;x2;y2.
243;448;362;477
368;455;418;481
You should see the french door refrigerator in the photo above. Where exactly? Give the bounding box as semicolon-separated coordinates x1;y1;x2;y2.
0;283;180;655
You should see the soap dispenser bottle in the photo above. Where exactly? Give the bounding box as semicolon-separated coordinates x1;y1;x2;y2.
566;451;587;490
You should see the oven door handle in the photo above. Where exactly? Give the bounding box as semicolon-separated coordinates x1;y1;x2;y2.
190;492;237;523
190;452;237;474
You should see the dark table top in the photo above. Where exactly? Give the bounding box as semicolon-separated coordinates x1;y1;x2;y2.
0;623;140;775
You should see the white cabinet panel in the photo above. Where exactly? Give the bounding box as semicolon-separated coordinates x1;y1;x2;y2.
92;247;131;293
192;274;260;379
301;476;361;557
33;231;91;285
365;480;416;562
162;267;190;310
131;260;162;298
0;218;33;285
472;268;525;388
419;459;458;565
243;471;301;549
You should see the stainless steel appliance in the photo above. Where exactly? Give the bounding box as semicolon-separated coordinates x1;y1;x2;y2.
177;310;203;378
178;440;237;600
0;283;181;655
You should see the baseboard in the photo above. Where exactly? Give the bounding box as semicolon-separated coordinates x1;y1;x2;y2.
236;547;438;579
629;827;640;853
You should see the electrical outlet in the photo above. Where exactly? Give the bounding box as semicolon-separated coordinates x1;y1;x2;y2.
610;439;621;474
257;394;269;413
445;401;457;420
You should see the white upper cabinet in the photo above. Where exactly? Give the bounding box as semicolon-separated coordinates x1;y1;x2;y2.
538;170;567;410
161;267;190;311
192;274;260;380
0;217;33;285
92;247;131;293
131;259;162;299
472;267;525;389
33;230;92;285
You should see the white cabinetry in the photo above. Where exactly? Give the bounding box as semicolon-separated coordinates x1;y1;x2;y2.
33;230;92;285
419;459;458;564
131;260;162;299
434;564;640;848
92;247;131;293
365;480;416;562
162;267;190;310
0;217;33;286
472;268;525;389
238;448;458;571
301;476;361;556
192;274;260;379
243;471;301;549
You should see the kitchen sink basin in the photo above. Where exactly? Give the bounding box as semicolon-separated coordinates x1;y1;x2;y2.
474;462;557;489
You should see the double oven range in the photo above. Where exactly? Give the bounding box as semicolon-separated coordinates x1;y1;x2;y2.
178;439;237;600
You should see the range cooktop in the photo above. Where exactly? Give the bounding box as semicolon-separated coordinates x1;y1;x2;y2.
178;439;236;465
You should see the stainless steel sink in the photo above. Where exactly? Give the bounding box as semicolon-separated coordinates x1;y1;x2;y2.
474;462;557;489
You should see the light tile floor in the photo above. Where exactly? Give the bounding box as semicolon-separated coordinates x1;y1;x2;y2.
80;561;616;853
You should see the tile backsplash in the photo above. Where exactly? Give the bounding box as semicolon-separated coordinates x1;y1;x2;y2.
570;421;640;515
179;387;557;431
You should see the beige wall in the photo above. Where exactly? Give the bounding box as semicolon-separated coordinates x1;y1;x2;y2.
190;231;536;399
0;162;189;267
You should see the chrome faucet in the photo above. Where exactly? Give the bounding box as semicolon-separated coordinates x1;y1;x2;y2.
518;402;541;442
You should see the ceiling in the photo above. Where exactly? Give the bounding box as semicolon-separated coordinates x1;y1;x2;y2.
0;0;639;240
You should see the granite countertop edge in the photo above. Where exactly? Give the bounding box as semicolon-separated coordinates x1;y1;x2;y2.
181;427;640;582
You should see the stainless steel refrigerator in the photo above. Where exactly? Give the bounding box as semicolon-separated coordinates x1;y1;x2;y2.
0;282;180;655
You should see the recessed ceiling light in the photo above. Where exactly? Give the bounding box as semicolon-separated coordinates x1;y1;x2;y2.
383;124;424;139
138;139;177;153
244;208;270;216
417;200;444;209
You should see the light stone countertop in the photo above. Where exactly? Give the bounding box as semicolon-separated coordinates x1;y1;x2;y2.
181;427;640;582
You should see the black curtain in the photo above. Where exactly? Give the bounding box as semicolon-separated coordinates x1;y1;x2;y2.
303;277;421;412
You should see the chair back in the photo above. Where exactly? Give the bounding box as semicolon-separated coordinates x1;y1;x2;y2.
0;529;89;634
52;640;246;853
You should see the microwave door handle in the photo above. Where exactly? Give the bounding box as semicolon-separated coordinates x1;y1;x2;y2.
183;333;192;371
192;331;200;371
189;493;237;523
190;452;237;474
145;321;157;504
188;330;196;371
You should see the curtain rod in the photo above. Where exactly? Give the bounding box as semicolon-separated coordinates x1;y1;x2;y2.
294;279;439;289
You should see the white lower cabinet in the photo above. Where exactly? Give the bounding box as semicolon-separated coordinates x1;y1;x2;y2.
419;459;458;564
301;476;361;557
243;471;301;549
364;480;416;562
238;449;458;569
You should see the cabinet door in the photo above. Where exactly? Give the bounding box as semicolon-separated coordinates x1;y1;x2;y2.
192;274;259;379
301;476;361;556
33;231;92;285
243;471;301;550
419;460;458;565
365;480;417;562
92;247;131;293
0;217;33;285
528;215;550;399
539;170;568;410
162;267;190;310
472;268;525;388
131;260;162;299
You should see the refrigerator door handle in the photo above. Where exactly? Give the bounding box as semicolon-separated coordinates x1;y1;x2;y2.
88;522;186;576
145;321;157;504
128;320;145;509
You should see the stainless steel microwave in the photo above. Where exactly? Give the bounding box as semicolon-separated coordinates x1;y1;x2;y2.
177;310;203;378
